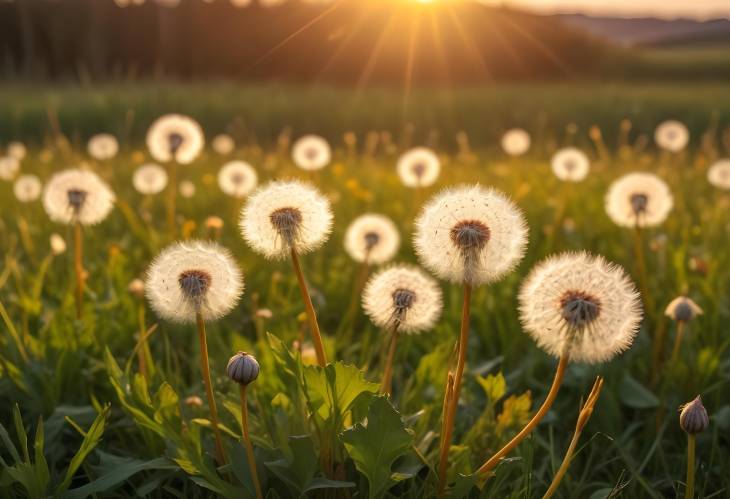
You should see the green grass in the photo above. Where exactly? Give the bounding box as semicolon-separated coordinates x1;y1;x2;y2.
1;81;730;151
1;87;730;498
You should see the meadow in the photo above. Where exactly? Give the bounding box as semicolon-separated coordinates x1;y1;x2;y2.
1;82;729;498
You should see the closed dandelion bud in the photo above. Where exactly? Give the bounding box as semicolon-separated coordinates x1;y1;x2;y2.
679;396;709;435
128;278;145;298
227;352;260;385
205;216;224;231
185;396;203;407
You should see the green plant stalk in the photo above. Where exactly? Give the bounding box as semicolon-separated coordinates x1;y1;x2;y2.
670;320;687;364
380;326;400;395
478;354;569;475
437;283;472;496
196;312;227;466
239;384;263;499
686;434;696;499
542;377;603;499
166;162;177;240
74;221;84;320
290;247;327;367
0;300;29;363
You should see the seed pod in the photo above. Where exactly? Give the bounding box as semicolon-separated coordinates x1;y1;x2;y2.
679;396;709;435
227;352;260;385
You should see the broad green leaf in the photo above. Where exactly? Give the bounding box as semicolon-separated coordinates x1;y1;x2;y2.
264;435;319;494
55;407;108;495
302;477;356;495
341;396;414;499
619;374;658;409
61;455;177;499
304;361;378;425
34;417;50;493
476;372;506;402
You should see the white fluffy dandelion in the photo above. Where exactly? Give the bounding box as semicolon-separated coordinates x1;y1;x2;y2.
707;159;730;191
605;172;673;228
344;213;400;265
6;141;27;161
501;128;531;157
655;120;689;153
362;265;442;334
397;147;440;188
218;161;258;198
146;114;205;164
87;133;119;160
519;252;642;364
240;180;333;260
414;185;528;285
292;135;331;171
145;240;244;324
133;163;168;195
212;134;235;155
179;180;196;198
0;156;20;181
42;169;115;225
551;147;590;182
13;174;42;202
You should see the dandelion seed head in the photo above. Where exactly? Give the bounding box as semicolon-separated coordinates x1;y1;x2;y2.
362;264;442;334
133;163;168;195
43;169;115;225
397;147;440;188
0;156;20;181
708;159;730;191
665;296;703;322
344;213;400;264
145;240;244;323
87;133;119;160
519;252;642;364
218;161;258;198
240;180;333;260
605;172;673;228
551;147;590;182
414;185;528;285
50;233;67;255
179;180;196;198
501;128;531;157
6;141;27;161
655;120;689;153
212;134;235;155
292;135;331;171
13;174;42;203
146;114;204;164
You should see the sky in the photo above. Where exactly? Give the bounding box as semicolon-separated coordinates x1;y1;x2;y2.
480;0;730;19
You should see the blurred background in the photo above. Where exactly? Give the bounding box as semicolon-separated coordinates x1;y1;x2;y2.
0;0;729;146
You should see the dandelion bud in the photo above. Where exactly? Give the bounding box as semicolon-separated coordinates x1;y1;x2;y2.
679;396;709;434
255;308;273;319
50;234;67;255
185;396;203;407
205;216;224;231
227;352;260;385
128;278;145;298
665;296;703;323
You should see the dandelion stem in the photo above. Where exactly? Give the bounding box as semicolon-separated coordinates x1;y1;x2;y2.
380;326;400;395
239;384;263;499
196;312;227;466
437;283;472;496
73;221;84;320
670;321;686;364
166;162;177;239
478;354;569;475
290;247;327;367
686;434;696;499
542;376;604;499
137;304;149;382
